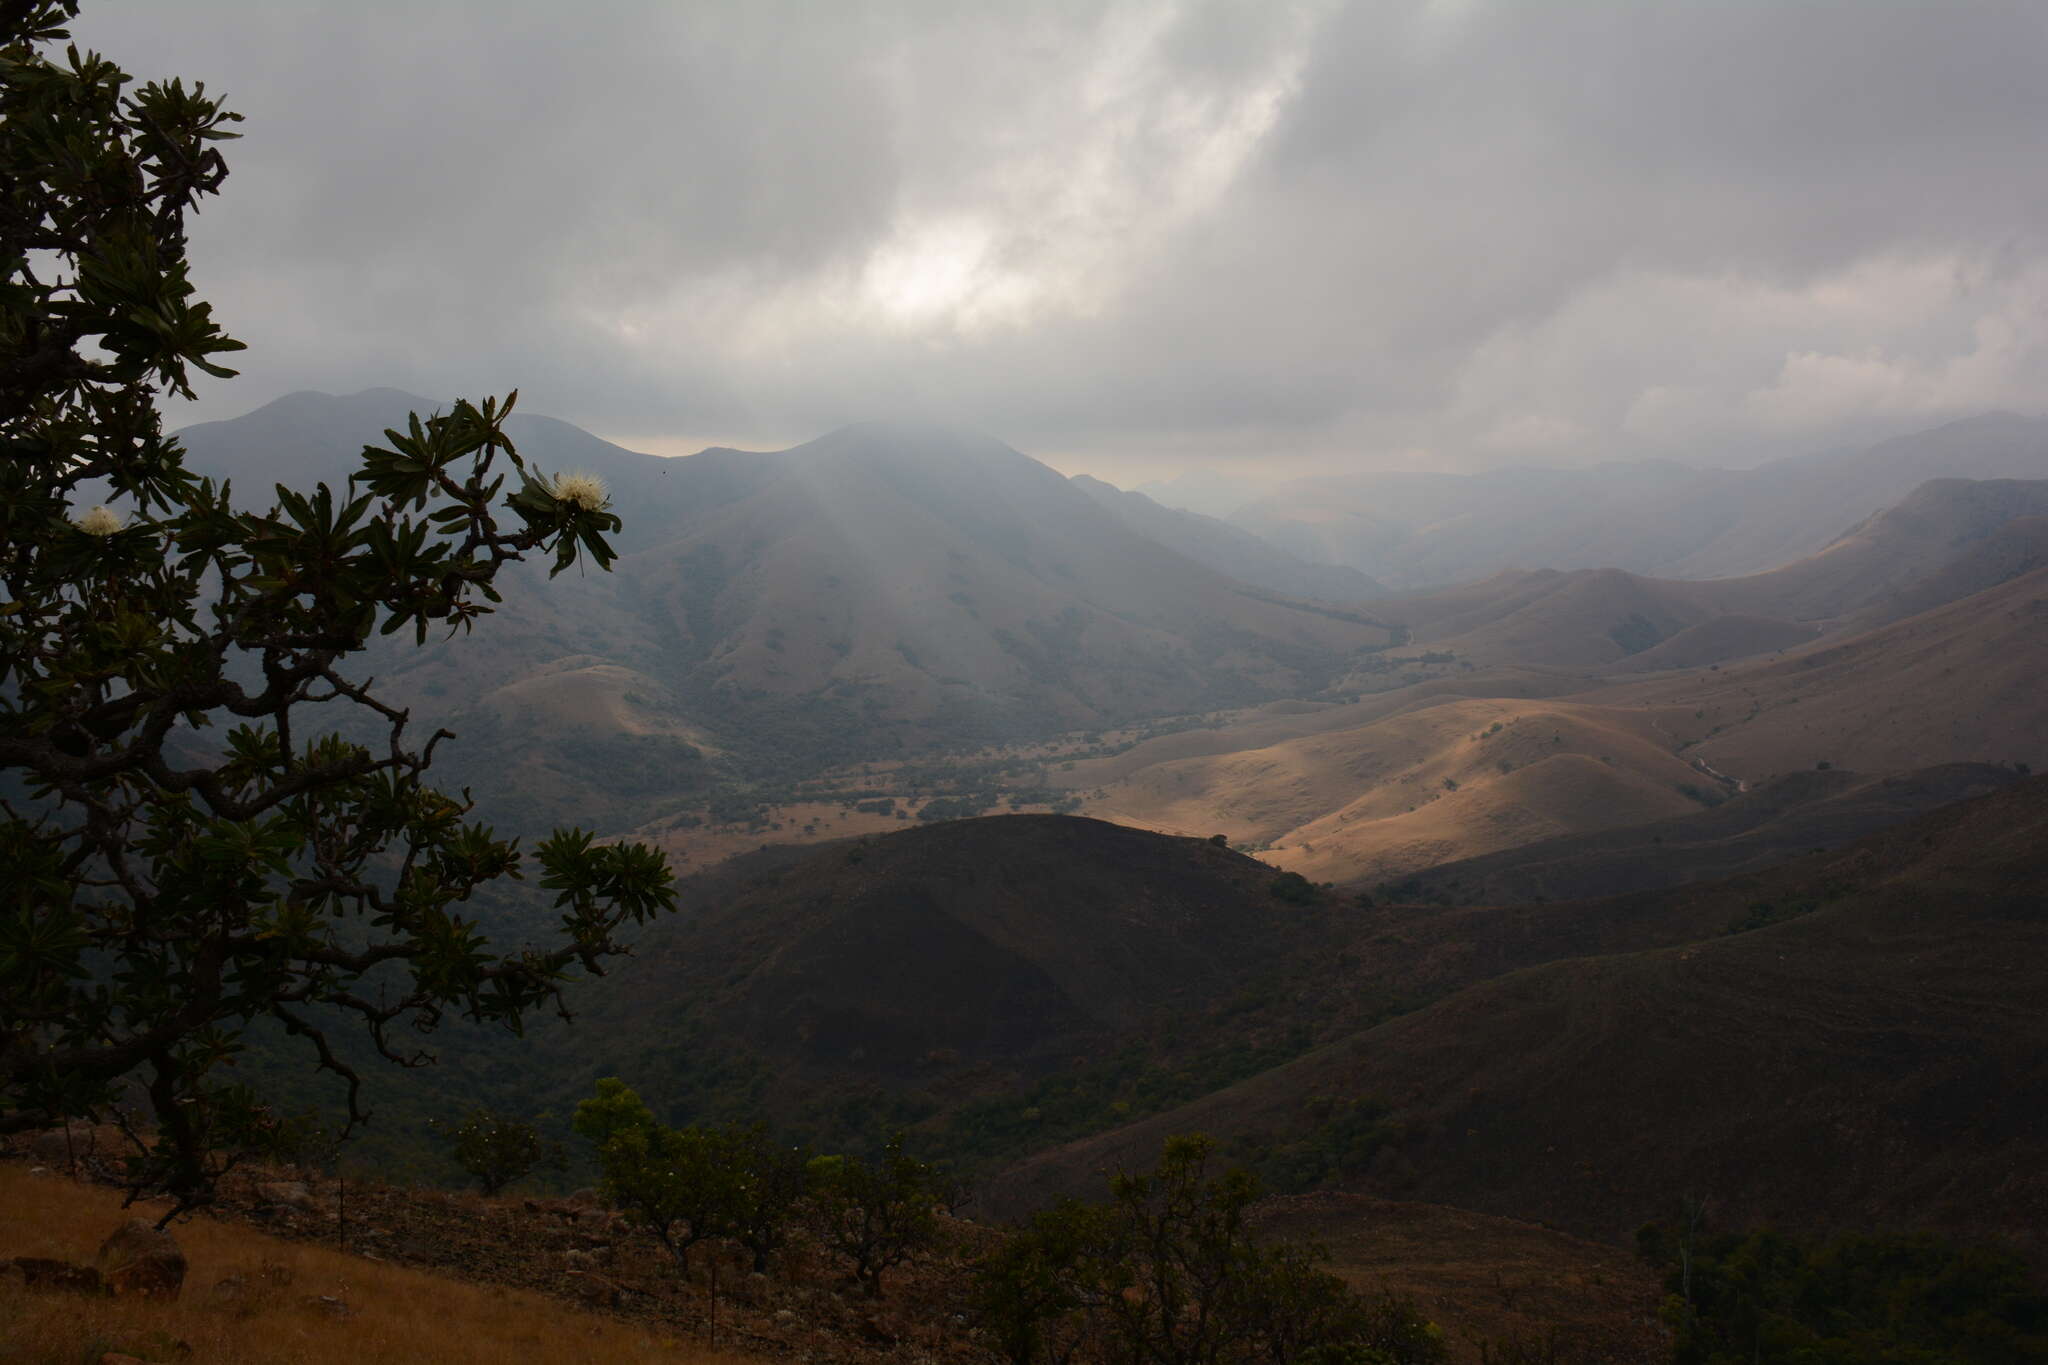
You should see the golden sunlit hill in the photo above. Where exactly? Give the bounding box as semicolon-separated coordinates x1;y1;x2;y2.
1082;694;1713;884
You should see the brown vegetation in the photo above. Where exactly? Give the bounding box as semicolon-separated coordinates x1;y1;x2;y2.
0;1163;755;1365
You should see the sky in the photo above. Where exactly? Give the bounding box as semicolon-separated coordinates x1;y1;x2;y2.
69;0;2048;486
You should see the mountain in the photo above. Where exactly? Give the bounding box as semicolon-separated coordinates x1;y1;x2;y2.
1227;413;2048;588
172;393;1389;829
1341;474;2048;677
1069;475;1387;602
986;775;2048;1249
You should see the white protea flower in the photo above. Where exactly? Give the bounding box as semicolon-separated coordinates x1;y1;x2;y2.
73;505;124;537
551;470;609;512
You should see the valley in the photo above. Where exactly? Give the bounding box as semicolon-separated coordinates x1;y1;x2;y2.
138;393;2048;1354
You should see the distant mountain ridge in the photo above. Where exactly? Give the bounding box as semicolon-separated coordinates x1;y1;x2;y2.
1217;412;2048;588
1069;474;1386;602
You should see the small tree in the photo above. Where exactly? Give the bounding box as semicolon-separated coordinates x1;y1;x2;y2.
0;2;677;1212
575;1078;746;1277
809;1131;943;1298
431;1106;564;1196
728;1122;811;1274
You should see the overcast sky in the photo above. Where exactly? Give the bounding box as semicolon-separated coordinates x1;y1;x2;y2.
70;0;2048;484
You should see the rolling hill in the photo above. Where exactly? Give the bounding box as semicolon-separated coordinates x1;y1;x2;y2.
534;815;1360;1151
985;775;2048;1249
1376;762;2021;904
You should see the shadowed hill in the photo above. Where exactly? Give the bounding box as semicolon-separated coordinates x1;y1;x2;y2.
984;777;2048;1249
1376;762;2021;904
545;815;1356;1142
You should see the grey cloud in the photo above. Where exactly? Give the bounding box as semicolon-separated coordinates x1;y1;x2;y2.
67;0;2048;477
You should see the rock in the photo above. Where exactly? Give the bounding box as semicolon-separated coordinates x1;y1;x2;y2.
255;1180;317;1211
565;1186;601;1208
7;1256;105;1294
27;1165;49;1177
301;1293;354;1320
562;1269;621;1308
575;1208;624;1237
96;1220;186;1300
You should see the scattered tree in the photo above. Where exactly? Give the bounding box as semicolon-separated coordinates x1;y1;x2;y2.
809;1131;944;1297
0;1;677;1211
431;1106;564;1196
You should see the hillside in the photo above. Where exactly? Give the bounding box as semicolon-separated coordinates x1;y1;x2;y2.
541;816;1357;1149
1070;474;1387;602
1600;564;2048;778
984;776;2048;1249
1377;762;2021;904
1080;693;1713;884
1351;474;2048;676
174;393;1388;830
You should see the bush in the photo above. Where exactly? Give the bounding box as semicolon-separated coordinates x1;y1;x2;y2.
1638;1220;2048;1364
975;1134;1446;1365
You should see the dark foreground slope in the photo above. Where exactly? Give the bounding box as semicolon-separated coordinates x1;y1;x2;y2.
985;778;2048;1249
548;816;1355;1146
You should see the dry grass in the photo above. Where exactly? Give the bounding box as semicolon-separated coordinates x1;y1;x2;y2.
0;1164;756;1365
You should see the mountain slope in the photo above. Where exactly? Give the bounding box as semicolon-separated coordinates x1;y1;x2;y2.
172;395;1389;828
987;776;2048;1248
1378;762;2021;904
1070;474;1387;602
542;815;1352;1142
